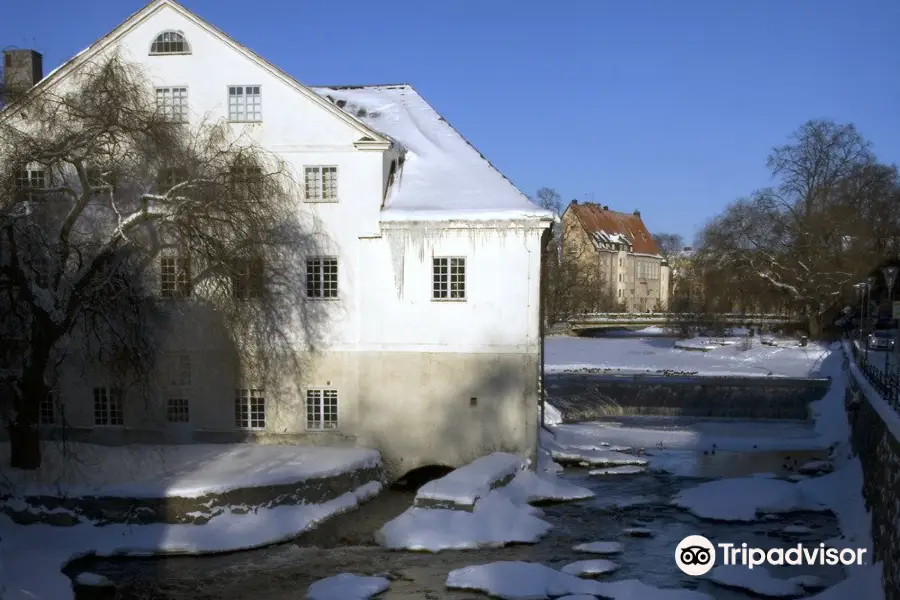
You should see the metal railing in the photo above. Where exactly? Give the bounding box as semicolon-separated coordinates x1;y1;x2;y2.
847;335;900;412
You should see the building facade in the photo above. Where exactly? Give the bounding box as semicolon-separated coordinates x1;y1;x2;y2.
2;0;552;479
560;201;669;312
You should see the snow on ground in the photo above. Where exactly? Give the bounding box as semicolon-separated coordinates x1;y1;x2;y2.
543;401;564;425
0;442;380;498
445;561;715;600
305;573;391;600
312;85;552;222
708;565;802;597
0;481;381;600
416;452;525;506
376;465;592;552
545;335;828;377
573;541;624;555
548;446;648;467
561;559;620;576
671;476;827;521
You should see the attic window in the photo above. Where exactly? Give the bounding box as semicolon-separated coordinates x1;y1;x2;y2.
150;31;191;55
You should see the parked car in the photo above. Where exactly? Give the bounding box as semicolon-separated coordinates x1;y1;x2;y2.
868;330;896;351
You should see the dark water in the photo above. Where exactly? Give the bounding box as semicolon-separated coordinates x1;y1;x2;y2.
70;450;845;600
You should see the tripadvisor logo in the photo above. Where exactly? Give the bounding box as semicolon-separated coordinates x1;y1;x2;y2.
675;535;868;576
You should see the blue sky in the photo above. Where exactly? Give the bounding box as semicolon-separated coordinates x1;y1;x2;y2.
3;0;898;241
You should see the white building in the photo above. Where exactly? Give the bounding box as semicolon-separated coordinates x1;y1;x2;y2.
4;0;552;479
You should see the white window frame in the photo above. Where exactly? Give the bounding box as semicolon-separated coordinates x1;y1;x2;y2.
155;87;188;123
227;85;262;122
303;166;338;202
306;256;339;299
15;166;46;204
160;254;191;298
94;387;124;427
232;256;265;300
306;388;338;430
166;397;190;423
39;390;58;425
432;257;466;301
234;388;266;430
149;30;191;55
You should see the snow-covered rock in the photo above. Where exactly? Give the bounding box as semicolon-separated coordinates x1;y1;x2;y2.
543;401;563;425
415;452;525;507
798;460;834;475
550;447;648;467
560;559;620;577
572;541;624;555
306;573;390;600
672;477;826;521
708;565;802;597
782;524;814;535
502;470;594;504
445;561;607;598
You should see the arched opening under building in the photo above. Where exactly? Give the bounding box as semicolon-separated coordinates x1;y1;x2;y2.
390;464;455;492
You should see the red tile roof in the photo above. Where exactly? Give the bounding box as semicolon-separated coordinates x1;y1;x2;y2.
568;202;661;256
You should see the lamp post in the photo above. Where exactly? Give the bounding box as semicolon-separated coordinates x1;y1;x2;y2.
883;266;898;374
866;276;877;363
855;283;864;349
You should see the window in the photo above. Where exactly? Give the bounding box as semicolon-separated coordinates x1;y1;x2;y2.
39;390;57;425
160;256;191;298
150;31;191;55
235;388;265;429
229;164;263;197
227;86;262;122
15;167;45;203
155;87;188;122
432;257;466;301
306;389;338;430
306;257;338;299
166;398;190;423
94;387;124;426
303;166;338;202
157;167;189;194
232;257;265;300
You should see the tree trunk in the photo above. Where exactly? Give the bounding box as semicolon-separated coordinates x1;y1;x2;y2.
8;356;49;470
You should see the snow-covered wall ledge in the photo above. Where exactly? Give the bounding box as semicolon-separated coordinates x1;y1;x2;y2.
841;340;900;600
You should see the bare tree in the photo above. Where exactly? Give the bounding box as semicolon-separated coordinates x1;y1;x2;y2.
534;187;562;215
652;232;684;262
0;55;322;469
698;120;893;337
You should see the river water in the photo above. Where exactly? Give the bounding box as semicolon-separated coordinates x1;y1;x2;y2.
70;448;844;600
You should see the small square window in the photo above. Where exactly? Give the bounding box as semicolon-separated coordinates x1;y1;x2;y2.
155;87;188;123
306;388;338;430
160;255;191;298
432;257;466;301
227;86;262;122
234;388;265;429
94;387;124;426
166;398;190;423
304;166;338;202
306;257;338;299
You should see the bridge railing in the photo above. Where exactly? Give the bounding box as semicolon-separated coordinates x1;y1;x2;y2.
847;335;900;412
568;312;795;323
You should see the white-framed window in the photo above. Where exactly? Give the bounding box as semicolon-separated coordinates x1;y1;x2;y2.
306;388;338;430
303;166;338;202
155;87;188;122
166;398;190;423
232;257;265;300
15;167;45;203
39;390;57;425
94;387;124;426
227;86;262;122
306;257;338;299
432;257;466;301
234;388;265;429
150;31;191;55
157;166;189;195
160;255;191;298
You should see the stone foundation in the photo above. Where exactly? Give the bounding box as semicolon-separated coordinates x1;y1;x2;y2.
546;374;829;421
1;465;384;526
844;366;900;600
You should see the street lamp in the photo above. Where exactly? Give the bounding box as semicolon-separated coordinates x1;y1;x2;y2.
855;283;864;349
883;266;898;374
866;276;877;362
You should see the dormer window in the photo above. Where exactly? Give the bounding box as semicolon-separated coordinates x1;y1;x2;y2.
150;31;191;55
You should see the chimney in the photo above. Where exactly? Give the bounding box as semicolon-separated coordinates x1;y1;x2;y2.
571;199;578;205
3;49;43;97
633;209;641;217
602;205;609;210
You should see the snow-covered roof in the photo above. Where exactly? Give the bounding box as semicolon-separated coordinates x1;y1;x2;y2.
591;231;630;246
312;85;552;223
